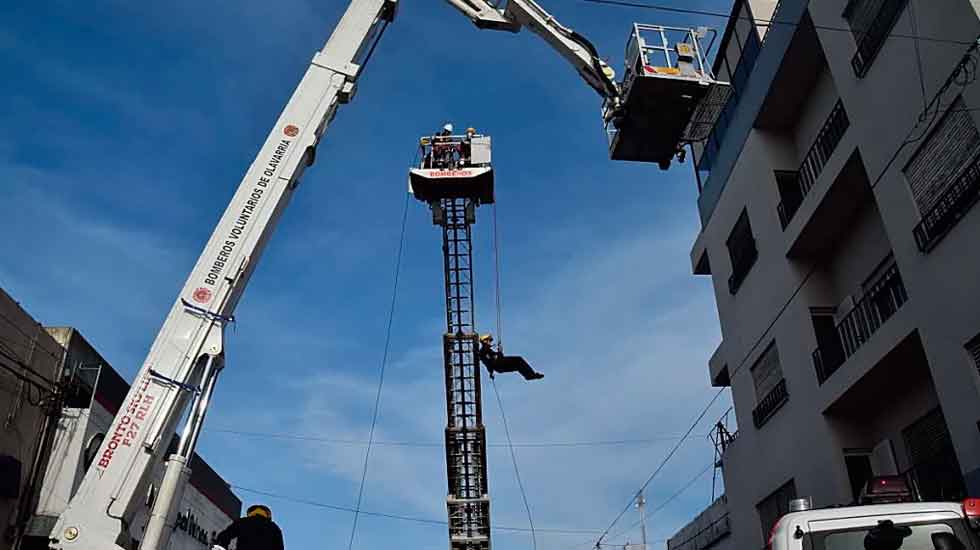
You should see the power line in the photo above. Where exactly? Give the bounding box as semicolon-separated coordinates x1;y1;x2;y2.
0;345;59;392
713;34;980;394
0;309;64;365
206;427;710;449
594;27;980;550
605;462;714;544
491;379;537;550
579;0;977;47
347;191;411;550
233;485;604;535
491;203;504;345
593;389;724;547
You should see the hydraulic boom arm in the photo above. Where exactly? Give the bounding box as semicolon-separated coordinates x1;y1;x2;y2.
51;1;617;550
50;2;396;550
443;0;621;100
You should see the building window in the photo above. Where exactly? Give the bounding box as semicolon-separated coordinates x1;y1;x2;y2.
903;408;965;501
966;332;980;373
843;0;910;77
726;209;758;294
757;479;797;540
906;97;980;251
751;342;788;428
905;97;980;214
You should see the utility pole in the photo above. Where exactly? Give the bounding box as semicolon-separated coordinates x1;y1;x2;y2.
636;491;648;550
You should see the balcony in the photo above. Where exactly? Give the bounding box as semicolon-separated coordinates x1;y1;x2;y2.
912;151;980;252
777;100;850;228
752;378;788;428
813;264;909;384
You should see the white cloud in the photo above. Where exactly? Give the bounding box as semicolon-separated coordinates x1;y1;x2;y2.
271;214;728;549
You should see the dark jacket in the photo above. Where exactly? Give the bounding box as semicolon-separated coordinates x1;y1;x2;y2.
214;515;284;550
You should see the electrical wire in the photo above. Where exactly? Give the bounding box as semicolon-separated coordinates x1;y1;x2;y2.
579;0;977;47
207;427;707;448
908;0;927;112
233;485;603;535
346;191;411;550
491;379;537;550
594;30;980;550
604;462;714;544
0;310;64;364
0;348;58;393
593;389;724;547
491;203;504;345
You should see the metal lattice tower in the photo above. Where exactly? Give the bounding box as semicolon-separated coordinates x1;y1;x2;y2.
440;197;492;550
409;129;495;550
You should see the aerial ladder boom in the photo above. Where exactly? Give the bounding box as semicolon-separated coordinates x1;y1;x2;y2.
49;2;396;550
50;2;634;550
443;0;621;101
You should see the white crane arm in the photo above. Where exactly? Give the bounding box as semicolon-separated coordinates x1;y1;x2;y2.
442;0;621;100
50;2;397;550
50;1;620;549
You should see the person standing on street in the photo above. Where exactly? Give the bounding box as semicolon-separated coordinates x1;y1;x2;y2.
212;504;284;550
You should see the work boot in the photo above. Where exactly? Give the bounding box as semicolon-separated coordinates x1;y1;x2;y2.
527;372;544;381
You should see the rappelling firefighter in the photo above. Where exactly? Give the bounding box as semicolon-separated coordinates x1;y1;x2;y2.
478;334;543;381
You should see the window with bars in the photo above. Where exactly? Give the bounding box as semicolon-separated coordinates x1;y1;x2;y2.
751;342;783;399
726;209;758;294
843;0;910;77
904;97;980;215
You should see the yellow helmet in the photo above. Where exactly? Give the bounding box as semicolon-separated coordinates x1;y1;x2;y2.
479;334;493;344
247;505;272;520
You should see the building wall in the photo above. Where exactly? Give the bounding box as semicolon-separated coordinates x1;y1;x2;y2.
25;330;240;550
667;496;734;550
0;289;63;550
690;2;980;549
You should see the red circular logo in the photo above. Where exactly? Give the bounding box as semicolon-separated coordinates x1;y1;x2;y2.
283;125;299;137
192;287;212;304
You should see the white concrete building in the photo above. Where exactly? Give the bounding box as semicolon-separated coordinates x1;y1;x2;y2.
22;329;240;550
681;1;980;549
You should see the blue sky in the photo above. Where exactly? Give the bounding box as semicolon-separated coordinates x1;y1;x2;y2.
1;1;734;549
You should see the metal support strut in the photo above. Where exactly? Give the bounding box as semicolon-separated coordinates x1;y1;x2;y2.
440;197;491;550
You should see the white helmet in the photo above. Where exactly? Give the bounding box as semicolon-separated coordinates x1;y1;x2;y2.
442;123;454;134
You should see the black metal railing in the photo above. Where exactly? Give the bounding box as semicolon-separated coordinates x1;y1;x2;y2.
913;151;980;252
696;23;762;178
727;240;758;295
777;100;850;228
813;264;909;384
752;378;788;428
848;0;911;78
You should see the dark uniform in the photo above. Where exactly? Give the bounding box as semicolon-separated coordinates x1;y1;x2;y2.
478;336;543;381
214;505;284;550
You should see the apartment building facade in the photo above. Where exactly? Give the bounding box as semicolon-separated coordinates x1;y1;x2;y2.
687;1;980;549
0;289;64;550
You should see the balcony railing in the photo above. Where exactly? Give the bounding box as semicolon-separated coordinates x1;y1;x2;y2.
913;151;980;252
777;100;850;228
752;378;788;428
813;263;909;384
696;22;762;177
